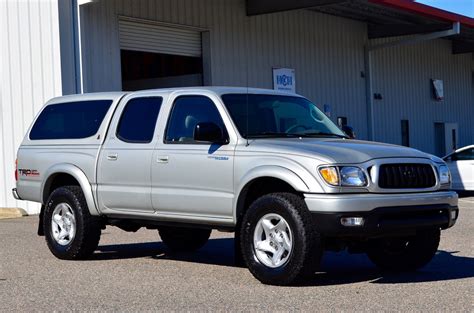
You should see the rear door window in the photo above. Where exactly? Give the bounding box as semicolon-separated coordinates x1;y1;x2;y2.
116;97;163;143
30;100;113;140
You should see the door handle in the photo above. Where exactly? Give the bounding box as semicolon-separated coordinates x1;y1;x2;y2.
157;156;169;163
107;153;118;161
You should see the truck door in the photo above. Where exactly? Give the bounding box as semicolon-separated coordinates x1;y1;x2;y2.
97;95;163;213
151;94;235;221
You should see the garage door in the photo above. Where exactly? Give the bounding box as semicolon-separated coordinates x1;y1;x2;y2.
118;18;202;57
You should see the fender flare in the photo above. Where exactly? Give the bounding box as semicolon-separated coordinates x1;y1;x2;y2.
41;163;100;216
233;165;310;221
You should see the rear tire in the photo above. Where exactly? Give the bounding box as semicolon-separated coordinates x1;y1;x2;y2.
158;226;211;252
240;193;322;286
44;186;101;260
367;228;440;271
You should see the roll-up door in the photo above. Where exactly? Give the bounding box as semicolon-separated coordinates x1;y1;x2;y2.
118;19;202;57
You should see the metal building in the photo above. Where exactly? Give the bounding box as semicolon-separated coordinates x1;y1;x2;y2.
1;0;473;214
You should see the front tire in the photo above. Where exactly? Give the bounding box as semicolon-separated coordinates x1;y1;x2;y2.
44;186;101;260
367;229;440;271
158;226;211;252
240;193;322;286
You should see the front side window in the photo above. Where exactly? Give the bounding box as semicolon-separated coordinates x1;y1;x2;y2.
30;100;113;140
165;96;226;143
452;148;474;161
116;97;163;143
221;94;346;138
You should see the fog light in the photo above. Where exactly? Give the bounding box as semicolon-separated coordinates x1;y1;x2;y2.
340;217;365;227
450;210;458;220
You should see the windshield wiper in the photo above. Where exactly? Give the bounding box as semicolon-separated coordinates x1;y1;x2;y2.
246;132;303;139
246;131;349;139
294;132;349;139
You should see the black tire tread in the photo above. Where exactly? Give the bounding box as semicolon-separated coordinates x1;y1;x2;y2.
44;186;101;260
240;192;322;286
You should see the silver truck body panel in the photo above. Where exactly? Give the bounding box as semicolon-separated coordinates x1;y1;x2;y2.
16;93;125;216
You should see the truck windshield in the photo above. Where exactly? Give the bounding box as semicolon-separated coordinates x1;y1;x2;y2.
221;94;347;139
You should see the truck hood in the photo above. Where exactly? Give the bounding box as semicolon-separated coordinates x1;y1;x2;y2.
244;138;430;163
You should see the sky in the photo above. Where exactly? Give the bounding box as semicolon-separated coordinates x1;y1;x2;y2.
416;0;474;18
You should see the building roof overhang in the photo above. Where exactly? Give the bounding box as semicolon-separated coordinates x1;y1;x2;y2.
246;0;474;54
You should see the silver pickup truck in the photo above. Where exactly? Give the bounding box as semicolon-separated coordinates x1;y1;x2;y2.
13;87;458;285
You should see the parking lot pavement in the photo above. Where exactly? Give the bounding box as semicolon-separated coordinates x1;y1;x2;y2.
0;200;473;312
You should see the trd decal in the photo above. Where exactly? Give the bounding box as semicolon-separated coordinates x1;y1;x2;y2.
18;169;40;177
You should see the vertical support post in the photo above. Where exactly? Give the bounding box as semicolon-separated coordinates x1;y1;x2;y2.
72;0;83;93
364;45;374;141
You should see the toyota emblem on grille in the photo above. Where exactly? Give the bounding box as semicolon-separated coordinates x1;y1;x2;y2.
402;170;416;179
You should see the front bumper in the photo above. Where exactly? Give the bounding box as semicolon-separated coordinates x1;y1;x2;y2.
304;191;458;237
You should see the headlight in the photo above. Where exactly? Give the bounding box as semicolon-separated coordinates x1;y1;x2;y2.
340;167;367;187
319;166;368;187
439;165;451;184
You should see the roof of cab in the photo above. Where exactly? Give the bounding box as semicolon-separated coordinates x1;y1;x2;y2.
127;86;302;97
48;87;302;103
48;91;127;104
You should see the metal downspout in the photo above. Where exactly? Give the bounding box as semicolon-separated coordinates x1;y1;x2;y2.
72;0;84;94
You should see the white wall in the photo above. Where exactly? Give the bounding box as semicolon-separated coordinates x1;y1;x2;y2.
0;0;63;214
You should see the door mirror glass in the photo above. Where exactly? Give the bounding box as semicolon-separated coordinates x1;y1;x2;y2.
194;122;226;143
341;125;356;139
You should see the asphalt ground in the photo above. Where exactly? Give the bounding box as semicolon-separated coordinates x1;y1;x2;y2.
1;197;473;312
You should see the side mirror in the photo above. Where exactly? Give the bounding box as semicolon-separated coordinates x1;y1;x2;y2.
194;122;226;144
341;125;356;139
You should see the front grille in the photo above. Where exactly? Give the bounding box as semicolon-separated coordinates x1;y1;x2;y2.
378;164;436;189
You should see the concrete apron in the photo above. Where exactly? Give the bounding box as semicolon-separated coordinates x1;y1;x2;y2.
0;208;28;219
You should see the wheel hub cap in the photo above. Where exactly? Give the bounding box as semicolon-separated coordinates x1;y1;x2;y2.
51;203;76;246
253;213;293;268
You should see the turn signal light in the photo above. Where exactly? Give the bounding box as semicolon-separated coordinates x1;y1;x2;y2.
15;159;18;181
319;166;339;186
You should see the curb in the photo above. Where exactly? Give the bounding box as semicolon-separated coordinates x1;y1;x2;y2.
0;208;28;220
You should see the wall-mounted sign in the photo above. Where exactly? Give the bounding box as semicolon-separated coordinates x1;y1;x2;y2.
273;68;295;93
432;79;444;101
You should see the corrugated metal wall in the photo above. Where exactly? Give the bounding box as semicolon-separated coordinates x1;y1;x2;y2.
0;0;62;213
371;37;474;154
79;0;369;138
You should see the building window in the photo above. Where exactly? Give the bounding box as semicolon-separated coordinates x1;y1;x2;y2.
401;120;409;147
